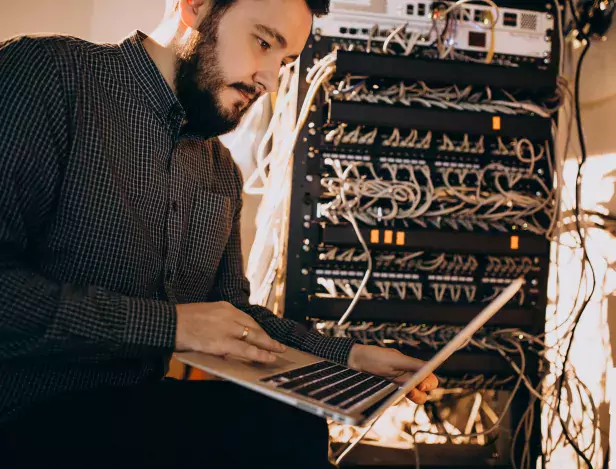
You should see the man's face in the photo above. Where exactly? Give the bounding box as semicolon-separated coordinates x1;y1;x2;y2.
175;0;312;138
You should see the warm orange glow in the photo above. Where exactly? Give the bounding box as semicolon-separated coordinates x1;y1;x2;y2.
371;229;380;244
510;235;520;250
492;116;501;131
396;231;405;246
329;391;506;451
384;230;393;245
543;154;616;468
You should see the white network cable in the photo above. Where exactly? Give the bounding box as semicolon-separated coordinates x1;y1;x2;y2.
344;1;500;63
335;80;556;118
330;159;373;326
241;49;374;324
245;53;337;307
319;159;555;238
323;321;597;469
441;0;501;27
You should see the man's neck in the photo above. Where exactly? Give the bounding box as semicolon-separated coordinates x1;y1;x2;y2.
143;15;193;95
142;35;178;94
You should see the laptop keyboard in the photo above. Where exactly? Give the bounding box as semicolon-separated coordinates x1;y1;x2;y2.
261;361;396;410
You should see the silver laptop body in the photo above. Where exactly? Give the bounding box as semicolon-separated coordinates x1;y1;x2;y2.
176;278;524;426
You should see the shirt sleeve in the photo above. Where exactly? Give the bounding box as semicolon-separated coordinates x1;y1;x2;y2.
0;36;177;361
208;152;356;365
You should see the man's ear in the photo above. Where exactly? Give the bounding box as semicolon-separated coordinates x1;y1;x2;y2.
177;0;209;30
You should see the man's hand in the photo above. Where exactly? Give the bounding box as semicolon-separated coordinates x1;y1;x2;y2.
348;344;439;404
175;301;286;364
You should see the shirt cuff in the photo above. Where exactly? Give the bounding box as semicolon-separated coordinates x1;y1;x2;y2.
303;330;357;365
123;297;177;355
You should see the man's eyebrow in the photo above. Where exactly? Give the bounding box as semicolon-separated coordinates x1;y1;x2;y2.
255;24;288;49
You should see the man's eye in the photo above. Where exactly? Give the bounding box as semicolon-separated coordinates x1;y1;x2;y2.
257;38;271;51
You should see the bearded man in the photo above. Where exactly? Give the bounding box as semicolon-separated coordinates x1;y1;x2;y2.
0;1;437;467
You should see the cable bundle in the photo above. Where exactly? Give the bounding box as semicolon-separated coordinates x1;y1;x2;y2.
321;321;598;469
245;52;338;309
330;79;561;118
319;158;555;237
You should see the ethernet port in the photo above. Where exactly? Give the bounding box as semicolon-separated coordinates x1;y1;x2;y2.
349;28;358;35
418;3;426;16
407;4;414;15
503;12;518;27
339;27;348;34
474;9;493;25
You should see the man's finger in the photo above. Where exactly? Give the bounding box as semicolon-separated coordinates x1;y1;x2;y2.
388;351;439;392
393;372;439;393
236;324;286;353
227;340;277;364
418;374;439;392
407;388;428;405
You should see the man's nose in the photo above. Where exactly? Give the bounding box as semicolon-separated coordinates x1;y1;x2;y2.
254;69;278;94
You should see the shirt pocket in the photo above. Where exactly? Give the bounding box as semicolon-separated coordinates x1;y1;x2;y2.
180;190;234;295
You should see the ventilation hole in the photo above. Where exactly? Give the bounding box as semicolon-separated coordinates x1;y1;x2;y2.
520;13;538;31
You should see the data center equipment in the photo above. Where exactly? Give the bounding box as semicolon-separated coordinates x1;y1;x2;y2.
316;0;558;67
281;1;565;467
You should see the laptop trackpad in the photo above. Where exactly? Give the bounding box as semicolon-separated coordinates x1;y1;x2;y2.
251;355;296;370
226;353;296;371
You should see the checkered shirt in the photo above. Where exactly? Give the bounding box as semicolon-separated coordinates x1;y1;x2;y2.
0;31;355;422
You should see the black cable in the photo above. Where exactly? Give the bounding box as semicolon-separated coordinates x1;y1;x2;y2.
568;0;582;27
555;38;596;469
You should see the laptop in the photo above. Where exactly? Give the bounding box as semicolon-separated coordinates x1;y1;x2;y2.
176;278;524;426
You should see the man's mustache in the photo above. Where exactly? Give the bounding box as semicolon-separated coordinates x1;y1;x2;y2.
230;82;260;102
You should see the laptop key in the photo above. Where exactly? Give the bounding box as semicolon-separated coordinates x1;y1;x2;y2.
326;377;387;407
339;380;394;409
310;372;374;401
292;369;358;396
261;361;336;385
278;365;346;390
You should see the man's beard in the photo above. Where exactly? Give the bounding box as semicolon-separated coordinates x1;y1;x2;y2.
175;8;259;139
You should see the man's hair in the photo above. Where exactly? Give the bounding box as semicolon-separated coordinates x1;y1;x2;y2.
169;0;330;17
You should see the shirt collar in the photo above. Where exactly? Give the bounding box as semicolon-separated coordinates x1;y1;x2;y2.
119;30;185;125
